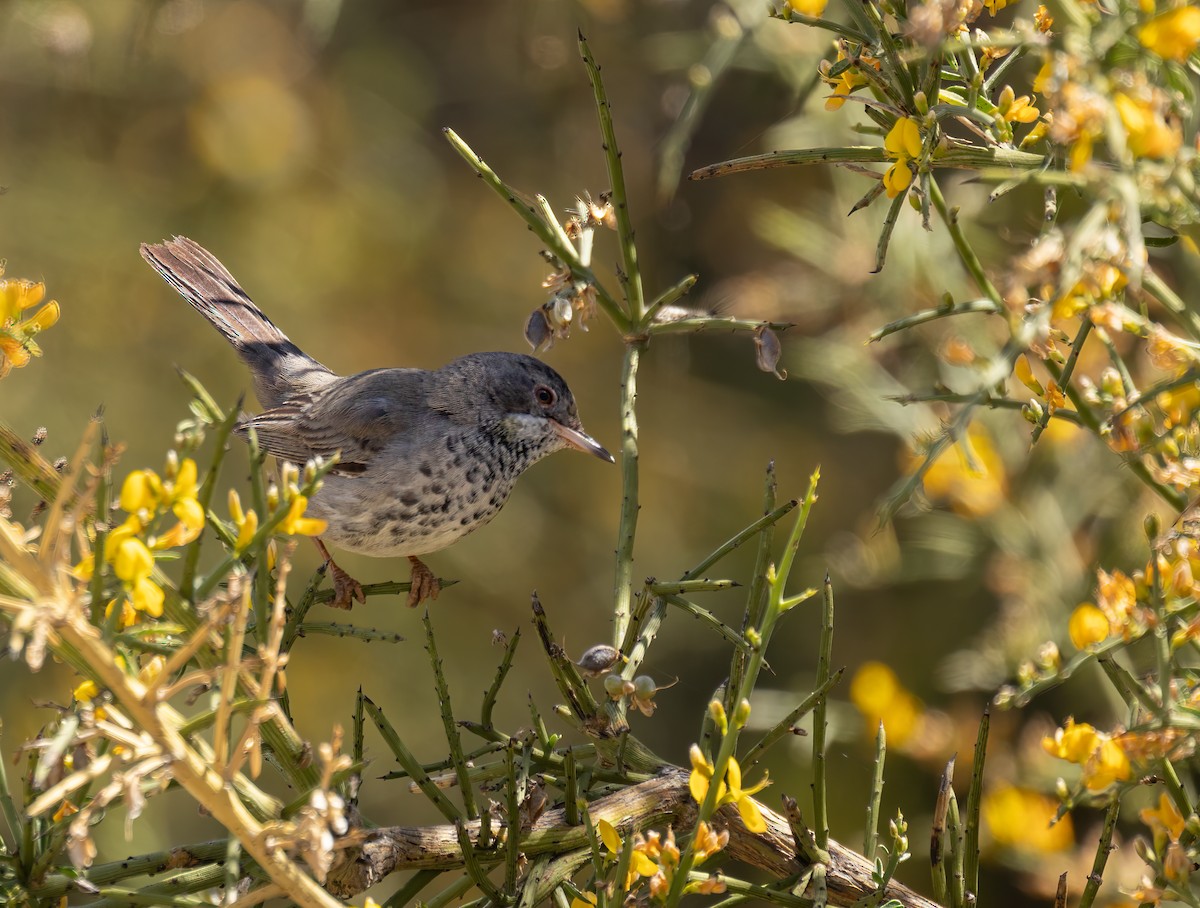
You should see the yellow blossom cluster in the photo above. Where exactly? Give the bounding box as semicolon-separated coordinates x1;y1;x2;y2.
0;274;60;379
575;817;727;904
1138;5;1200;61
1042;718;1132;791
76;458;208;621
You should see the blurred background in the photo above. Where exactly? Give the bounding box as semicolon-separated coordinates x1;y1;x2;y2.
0;1;1179;904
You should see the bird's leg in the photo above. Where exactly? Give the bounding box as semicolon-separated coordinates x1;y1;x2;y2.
314;538;365;610
407;556;441;608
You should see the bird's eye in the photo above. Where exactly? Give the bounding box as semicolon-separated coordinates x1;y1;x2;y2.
534;385;557;407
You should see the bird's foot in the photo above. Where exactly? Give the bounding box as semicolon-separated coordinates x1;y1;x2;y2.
328;561;366;610
315;538;365;610
407;556;441;608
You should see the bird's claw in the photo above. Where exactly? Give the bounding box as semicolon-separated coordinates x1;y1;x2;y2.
329;562;365;610
407;556;441;608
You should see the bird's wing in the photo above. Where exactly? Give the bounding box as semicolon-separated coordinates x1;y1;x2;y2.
238;369;428;475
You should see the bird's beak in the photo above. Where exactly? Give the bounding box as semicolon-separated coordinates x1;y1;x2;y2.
553;422;615;463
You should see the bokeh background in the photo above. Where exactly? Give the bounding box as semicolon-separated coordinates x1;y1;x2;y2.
0;1;1179;904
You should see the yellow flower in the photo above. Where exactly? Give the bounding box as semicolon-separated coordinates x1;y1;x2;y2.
104;598;138;629
1084;737;1131;790
1114;93;1182;159
113;537;154;586
849;661;923;745
1096;568;1140;636
569;893;597;908
278;494;328;537
1138;6;1200;61
73;679;99;703
1043;719;1132;790
0;280;47;323
1032;60;1052;94
724;757;769;833
983;0;1009;14
1068;603;1110;649
982;785;1074;853
1014;355;1044;395
1004;95;1040;124
1140;792;1185;844
595;818;659;888
908;424;1007;517
0;278;60;378
882;117;922;198
788;0;828;14
1042;718;1100;764
687;748;769;834
120;470;158;514
131;577;165;618
692;820;729;863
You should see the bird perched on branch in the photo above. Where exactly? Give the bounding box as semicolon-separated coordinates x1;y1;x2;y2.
141;236;612;608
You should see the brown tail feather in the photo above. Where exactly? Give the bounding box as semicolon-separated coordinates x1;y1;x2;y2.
141;237;334;407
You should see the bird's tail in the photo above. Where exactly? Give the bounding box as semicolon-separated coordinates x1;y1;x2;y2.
140;237;333;407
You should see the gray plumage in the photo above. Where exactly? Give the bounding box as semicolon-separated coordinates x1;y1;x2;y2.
141;237;611;569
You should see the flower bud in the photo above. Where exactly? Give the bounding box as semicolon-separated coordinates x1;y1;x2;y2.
633;675;657;700
603;674;626;699
733;698;752;729
708;699;728;735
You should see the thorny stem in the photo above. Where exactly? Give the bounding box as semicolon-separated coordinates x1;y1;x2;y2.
579;31;645;321
612;341;644;651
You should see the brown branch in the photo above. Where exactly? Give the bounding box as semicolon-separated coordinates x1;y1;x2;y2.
325;768;942;908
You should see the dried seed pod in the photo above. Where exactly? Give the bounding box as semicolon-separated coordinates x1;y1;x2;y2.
753;324;786;380
576;643;620;676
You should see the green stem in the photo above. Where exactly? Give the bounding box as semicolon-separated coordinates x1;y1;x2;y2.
812;575;835;851
929;176;1003;308
579;32;645;321
612;341;644;650
1077;797;1120;908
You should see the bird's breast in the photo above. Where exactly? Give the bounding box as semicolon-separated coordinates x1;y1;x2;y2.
306;439;524;557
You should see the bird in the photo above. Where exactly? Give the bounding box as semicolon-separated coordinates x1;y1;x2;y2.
140;236;613;609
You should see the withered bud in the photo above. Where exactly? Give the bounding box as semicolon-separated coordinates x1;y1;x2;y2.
753;325;787;380
524;308;553;352
576;643;621;676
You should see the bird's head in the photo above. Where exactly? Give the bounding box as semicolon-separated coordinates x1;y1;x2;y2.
437;352;613;463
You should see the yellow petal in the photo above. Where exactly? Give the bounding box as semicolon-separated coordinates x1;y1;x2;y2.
630;850;658;878
173;497;206;532
689;768;710;803
132;578;164;618
726;757;743;793
884;117;922;159
114;537;154;584
737;796;767;834
120;470;156;513
235;508;259;552
883;161;913;198
597;819;621;855
22;300;59;333
228;489;245;524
